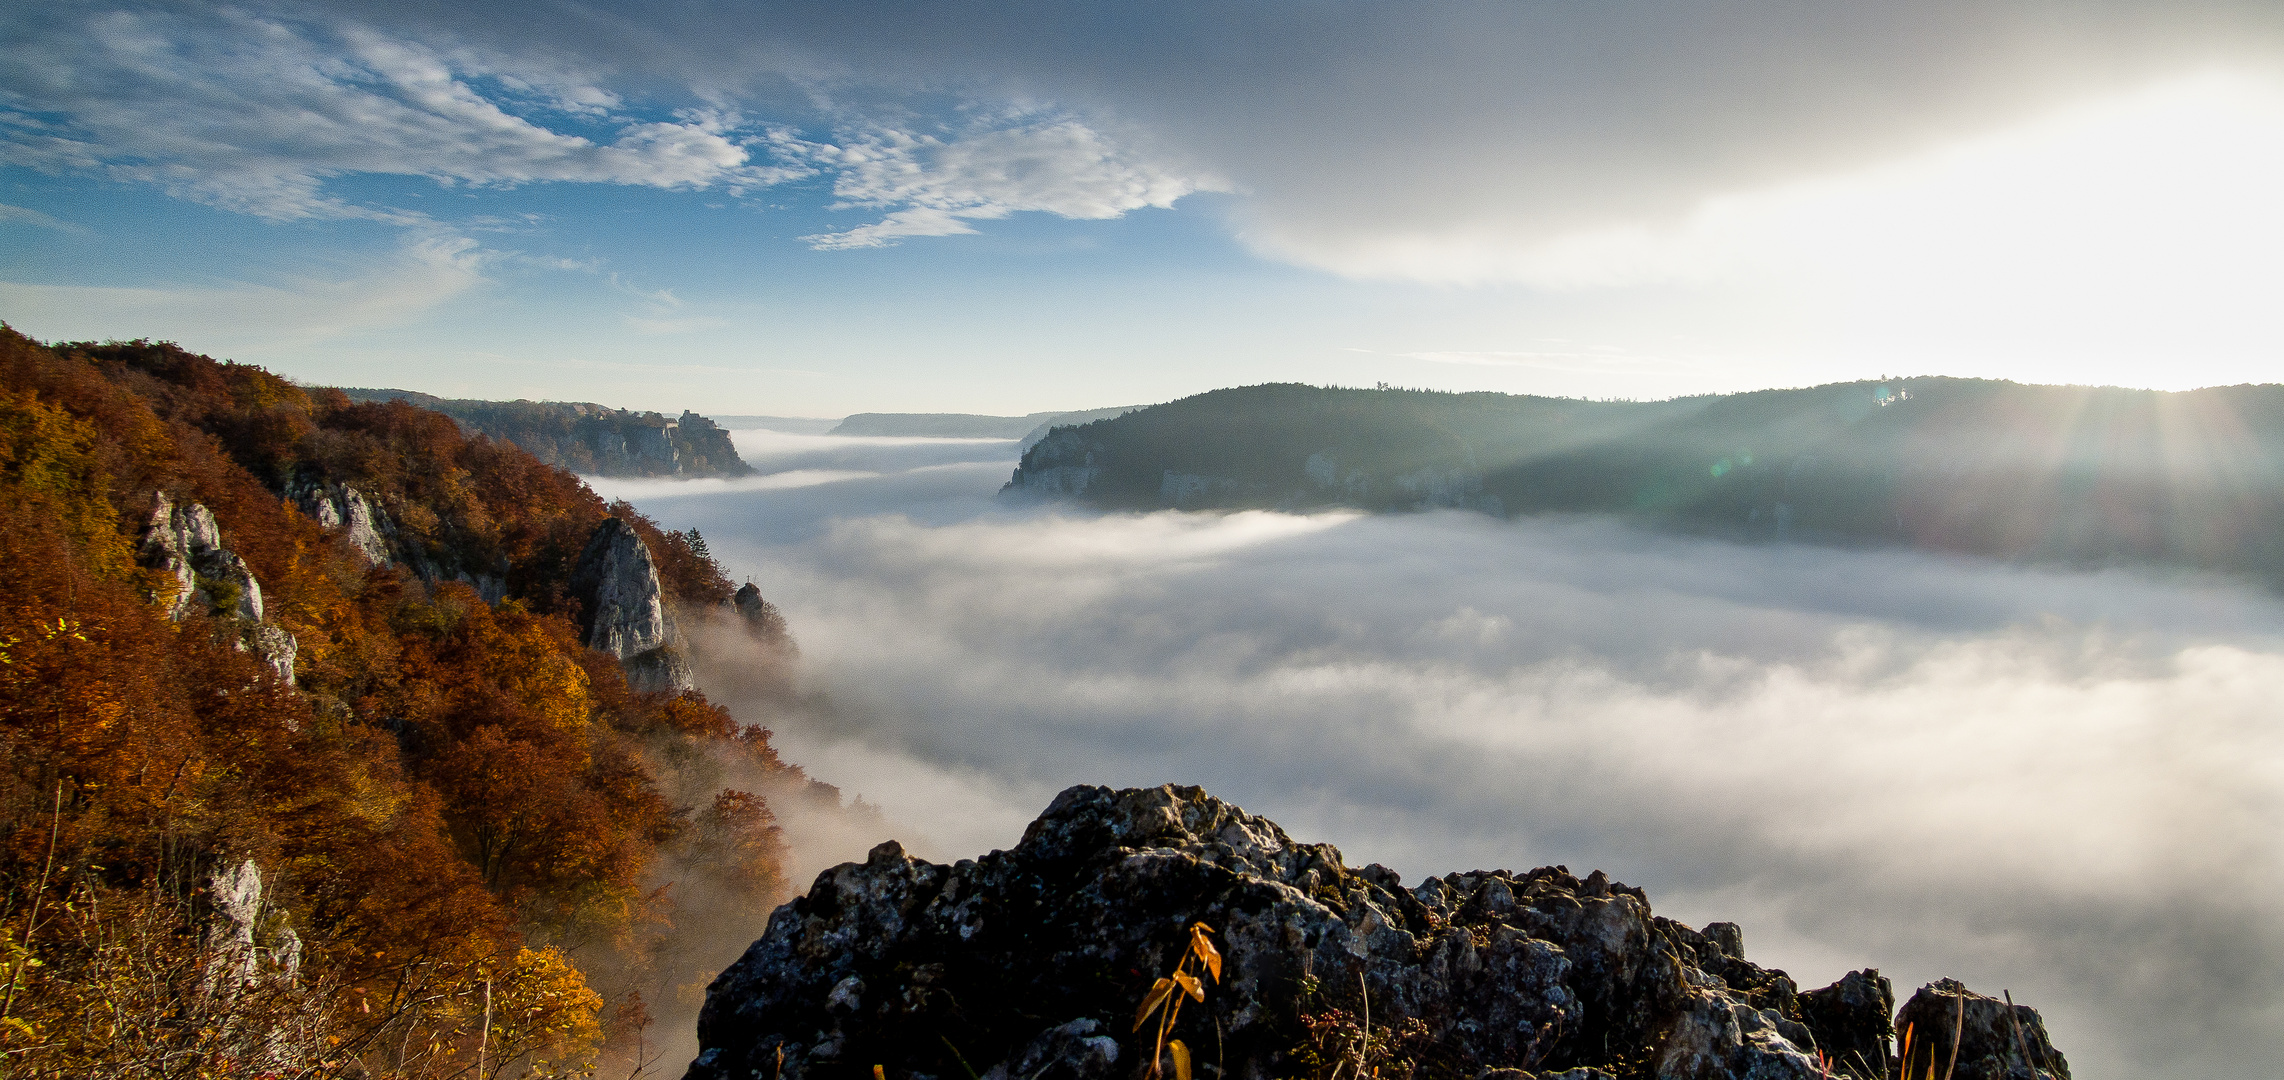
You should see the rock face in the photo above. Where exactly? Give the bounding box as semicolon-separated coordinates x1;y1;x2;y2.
1891;980;2069;1080
144;493;263;622
687;785;2068;1080
675;411;746;475
1004;428;1106;499
333;391;757;477
570;517;694;693
287;476;507;601
205;858;302;994
288;479;395;566
140;493;296;684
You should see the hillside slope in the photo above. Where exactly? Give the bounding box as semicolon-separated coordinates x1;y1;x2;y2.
0;329;810;1078
1006;380;2284;586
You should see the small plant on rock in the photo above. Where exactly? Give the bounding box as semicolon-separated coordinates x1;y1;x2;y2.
1134;922;1222;1080
1290;972;1433;1080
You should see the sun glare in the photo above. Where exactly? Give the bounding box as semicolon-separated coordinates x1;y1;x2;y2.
1524;71;2284;389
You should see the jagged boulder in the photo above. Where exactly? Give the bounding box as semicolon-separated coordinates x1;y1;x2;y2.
687;785;2066;1080
571;517;694;693
1893;980;2069;1080
287;475;507;601
1796;969;1894;1078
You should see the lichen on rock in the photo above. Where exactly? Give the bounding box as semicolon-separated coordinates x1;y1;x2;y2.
685;784;2069;1080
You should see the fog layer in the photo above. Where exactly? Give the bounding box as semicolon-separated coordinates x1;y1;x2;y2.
593;430;2284;1080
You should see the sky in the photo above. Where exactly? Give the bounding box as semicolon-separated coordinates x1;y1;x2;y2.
4;1;2284;415
594;429;2284;1080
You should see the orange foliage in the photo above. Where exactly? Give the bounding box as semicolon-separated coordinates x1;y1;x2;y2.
0;326;803;1077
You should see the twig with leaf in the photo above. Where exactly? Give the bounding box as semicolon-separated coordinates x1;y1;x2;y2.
1134;922;1223;1080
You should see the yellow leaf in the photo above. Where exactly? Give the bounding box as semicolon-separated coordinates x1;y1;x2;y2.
1170;1039;1192;1080
1189;924;1223;982
1172;968;1205;1002
1134;977;1177;1031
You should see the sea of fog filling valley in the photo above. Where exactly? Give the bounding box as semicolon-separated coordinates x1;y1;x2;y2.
587;425;2284;1080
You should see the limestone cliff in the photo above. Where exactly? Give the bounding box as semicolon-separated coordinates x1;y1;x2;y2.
288;479;394;567
1002;426;1107;499
687;785;2069;1080
570;517;695;694
140;492;297;685
286;476;505;602
335;390;755;478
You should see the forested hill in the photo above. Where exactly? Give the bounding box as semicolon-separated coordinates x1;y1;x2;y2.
0;328;815;1077
340;387;752;478
1005;379;2284;586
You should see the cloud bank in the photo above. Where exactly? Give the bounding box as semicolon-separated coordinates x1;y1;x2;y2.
0;4;1218;241
792;119;1220;249
608;430;2284;1080
275;0;2284;268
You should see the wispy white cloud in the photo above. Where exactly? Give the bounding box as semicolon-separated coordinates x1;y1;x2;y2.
792;120;1222;249
0;233;487;343
0;202;80;231
0;8;803;221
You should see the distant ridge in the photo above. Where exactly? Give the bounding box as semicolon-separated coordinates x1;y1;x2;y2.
1006;378;2284;587
336;388;752;478
708;415;841;435
831;405;1140;446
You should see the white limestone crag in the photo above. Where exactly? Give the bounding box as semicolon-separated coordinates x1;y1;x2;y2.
288;479;394;566
570;517;694;693
140;493;296;684
205;858;302;995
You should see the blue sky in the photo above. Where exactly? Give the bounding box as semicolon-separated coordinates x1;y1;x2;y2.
5;1;2283;416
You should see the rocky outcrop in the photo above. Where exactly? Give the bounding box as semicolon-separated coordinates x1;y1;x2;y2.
674;411;747;475
1005;428;1107;499
1892;980;2069;1080
570;517;694;693
288;479;394;566
144;493;262;622
286;475;507;602
687;785;2068;1080
731;582;792;647
1796;969;1895;1077
205;858;302;995
140;493;296;684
